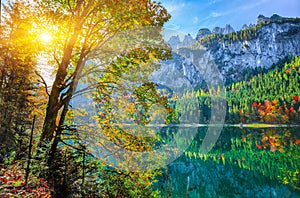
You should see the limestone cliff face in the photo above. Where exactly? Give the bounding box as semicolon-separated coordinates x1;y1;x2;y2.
167;34;195;50
212;24;235;35
163;15;300;85
196;28;211;40
209;20;300;82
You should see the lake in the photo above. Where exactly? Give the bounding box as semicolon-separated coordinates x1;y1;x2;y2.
154;126;300;197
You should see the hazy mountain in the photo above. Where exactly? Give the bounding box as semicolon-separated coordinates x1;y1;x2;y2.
162;14;300;86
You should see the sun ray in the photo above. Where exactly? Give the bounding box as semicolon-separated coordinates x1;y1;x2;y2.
40;32;52;43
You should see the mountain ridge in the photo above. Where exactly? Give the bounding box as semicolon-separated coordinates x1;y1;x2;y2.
164;14;300;85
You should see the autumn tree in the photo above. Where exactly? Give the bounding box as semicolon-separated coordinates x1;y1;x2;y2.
29;0;172;195
0;1;43;160
35;0;170;143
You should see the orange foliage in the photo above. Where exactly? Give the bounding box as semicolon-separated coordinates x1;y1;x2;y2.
256;142;262;149
250;99;298;123
239;109;243;116
257;130;300;153
290;107;295;117
252;102;258;108
0;164;51;197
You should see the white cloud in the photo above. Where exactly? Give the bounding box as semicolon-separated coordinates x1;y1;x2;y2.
208;0;223;5
193;17;199;24
211;12;221;18
197;10;231;25
162;1;186;14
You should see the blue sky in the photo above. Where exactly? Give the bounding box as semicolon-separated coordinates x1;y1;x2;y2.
160;0;300;38
1;0;299;38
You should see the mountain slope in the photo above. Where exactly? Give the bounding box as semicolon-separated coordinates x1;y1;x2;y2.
165;15;300;86
174;56;300;124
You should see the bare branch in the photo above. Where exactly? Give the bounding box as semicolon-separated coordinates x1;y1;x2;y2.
35;70;50;96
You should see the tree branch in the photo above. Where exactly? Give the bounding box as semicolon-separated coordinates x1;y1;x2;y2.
35;70;50;96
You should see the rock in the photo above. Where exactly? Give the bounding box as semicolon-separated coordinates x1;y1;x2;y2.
151;51;205;89
257;14;270;24
167;35;181;50
167;34;195;50
196;28;211;40
223;24;235;34
163;15;300;85
248;23;255;28
242;24;248;30
210;20;300;83
212;24;235;35
270;14;283;21
182;34;195;47
212;26;222;34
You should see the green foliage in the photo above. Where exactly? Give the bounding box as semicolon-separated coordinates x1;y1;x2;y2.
81;160;162;197
175;92;211;124
175;56;300;124
183;127;300;189
41;129;163;197
226;56;300;123
0;0;43;163
3;0;299;196
1;0;172;196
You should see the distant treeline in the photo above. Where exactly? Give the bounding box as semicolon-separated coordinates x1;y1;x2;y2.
173;56;300;124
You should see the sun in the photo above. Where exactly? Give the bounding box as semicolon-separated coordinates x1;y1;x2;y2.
40;32;52;43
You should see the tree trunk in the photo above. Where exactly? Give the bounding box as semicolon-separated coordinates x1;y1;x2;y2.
39;23;82;145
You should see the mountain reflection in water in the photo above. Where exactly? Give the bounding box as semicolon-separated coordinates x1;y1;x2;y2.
155;126;300;197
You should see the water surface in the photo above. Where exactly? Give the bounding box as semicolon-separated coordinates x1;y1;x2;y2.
155;126;300;197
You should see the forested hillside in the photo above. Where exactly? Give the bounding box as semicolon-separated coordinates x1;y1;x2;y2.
175;56;300;124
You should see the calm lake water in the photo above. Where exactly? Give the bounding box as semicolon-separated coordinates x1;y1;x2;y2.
155;126;300;198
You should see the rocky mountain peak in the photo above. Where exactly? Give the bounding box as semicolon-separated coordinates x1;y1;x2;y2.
257;14;270;24
212;27;222;34
167;35;181;50
196;28;211;40
223;24;235;34
167;34;195;50
168;35;180;43
241;24;248;30
212;24;235;35
257;14;284;24
182;34;195;47
162;15;300;87
270;14;283;21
